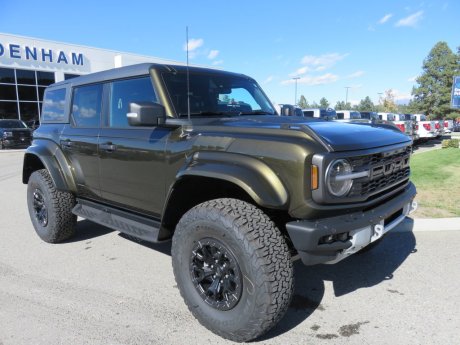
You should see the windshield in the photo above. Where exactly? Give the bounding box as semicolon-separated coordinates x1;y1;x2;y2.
319;109;337;119
0;120;28;128
360;112;378;120
350;111;361;119
162;71;275;117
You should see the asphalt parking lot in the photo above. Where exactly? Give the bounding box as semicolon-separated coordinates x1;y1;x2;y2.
0;150;459;345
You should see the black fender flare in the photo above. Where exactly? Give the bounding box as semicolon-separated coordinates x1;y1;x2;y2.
174;151;289;208
23;139;77;193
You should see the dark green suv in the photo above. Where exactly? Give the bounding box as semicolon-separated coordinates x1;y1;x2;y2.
23;63;416;342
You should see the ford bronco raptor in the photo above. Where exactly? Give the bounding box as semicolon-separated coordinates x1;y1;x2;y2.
23;63;416;342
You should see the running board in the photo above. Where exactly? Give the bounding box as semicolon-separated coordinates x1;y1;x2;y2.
72;199;161;242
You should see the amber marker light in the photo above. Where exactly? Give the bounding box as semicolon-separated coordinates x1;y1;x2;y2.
311;165;319;190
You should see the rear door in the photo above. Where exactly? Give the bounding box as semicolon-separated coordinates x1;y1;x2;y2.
60;83;103;200
98;76;171;217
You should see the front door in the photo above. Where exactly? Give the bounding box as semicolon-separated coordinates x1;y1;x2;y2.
98;76;170;217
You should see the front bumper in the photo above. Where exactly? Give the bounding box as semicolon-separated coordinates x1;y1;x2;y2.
286;182;417;266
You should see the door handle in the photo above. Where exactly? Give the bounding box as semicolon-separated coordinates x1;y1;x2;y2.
100;142;117;152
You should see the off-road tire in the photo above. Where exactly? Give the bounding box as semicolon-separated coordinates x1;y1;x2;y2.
172;198;294;342
27;169;77;243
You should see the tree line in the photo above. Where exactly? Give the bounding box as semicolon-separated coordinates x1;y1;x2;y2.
296;41;460;119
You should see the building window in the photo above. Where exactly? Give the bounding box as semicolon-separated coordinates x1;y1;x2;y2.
0;67;55;120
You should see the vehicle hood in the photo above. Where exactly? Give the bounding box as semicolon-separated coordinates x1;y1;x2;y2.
187;116;411;152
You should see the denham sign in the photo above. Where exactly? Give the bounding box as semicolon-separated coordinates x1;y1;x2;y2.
0;42;84;66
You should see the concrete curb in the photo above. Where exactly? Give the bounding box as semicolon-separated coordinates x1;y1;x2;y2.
396;217;460;232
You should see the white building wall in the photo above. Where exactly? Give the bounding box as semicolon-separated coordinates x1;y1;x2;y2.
0;32;184;82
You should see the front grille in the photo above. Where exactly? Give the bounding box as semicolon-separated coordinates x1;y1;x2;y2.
347;145;411;200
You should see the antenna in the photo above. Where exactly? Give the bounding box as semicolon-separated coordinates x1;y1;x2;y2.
186;26;191;121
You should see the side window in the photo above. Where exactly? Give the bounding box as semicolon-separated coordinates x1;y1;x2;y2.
303;111;314;117
41;88;66;122
337;112;344;119
71;84;103;128
109;77;157;128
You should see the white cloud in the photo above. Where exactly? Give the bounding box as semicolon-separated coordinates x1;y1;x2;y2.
183;38;204;51
393;89;413;104
289;66;310;77
282;73;339;86
300;53;348;70
212;60;224;66
207;50;219;60
301;53;348;66
395;11;424;28
346;70;365;79
408;75;418;82
379;13;393;24
264;75;274;84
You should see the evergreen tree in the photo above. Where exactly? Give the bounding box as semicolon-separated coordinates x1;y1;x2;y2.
297;95;309;109
335;101;352;110
411;41;457;118
357;96;375;111
319;97;330;108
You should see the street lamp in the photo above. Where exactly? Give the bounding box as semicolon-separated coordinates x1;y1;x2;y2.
345;86;351;105
292;77;300;106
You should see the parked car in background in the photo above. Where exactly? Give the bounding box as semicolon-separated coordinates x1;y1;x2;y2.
0;119;33;149
412;114;437;141
336;110;361;120
443;119;453;133
360;111;380;121
278;104;304;116
301;108;337;119
378;112;414;140
26;119;40;130
434;119;444;138
406;114;420;142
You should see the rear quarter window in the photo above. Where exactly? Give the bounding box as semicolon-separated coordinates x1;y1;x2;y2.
41;88;67;123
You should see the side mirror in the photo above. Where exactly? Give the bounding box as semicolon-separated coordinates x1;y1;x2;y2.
127;102;166;126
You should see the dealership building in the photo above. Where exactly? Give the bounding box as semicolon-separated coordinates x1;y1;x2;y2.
0;32;184;123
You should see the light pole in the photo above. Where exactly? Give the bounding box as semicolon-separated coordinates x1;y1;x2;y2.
292;77;300;106
377;92;383;109
345;86;351;105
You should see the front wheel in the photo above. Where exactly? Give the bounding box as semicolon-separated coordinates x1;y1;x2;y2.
172;198;294;342
27;169;77;243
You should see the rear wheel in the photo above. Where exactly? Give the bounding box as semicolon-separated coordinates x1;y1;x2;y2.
172;198;294;342
27;169;77;243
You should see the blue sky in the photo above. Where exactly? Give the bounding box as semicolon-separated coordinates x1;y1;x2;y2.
1;0;458;107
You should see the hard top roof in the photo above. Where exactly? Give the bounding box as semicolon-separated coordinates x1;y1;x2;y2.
48;63;249;89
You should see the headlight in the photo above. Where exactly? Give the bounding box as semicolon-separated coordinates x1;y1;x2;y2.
3;131;13;138
326;159;353;197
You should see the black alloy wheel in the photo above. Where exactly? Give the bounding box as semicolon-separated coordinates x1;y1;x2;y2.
32;188;48;227
190;238;242;311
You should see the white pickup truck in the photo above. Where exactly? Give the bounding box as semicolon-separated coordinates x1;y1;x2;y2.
378;112;414;140
412;114;437;141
